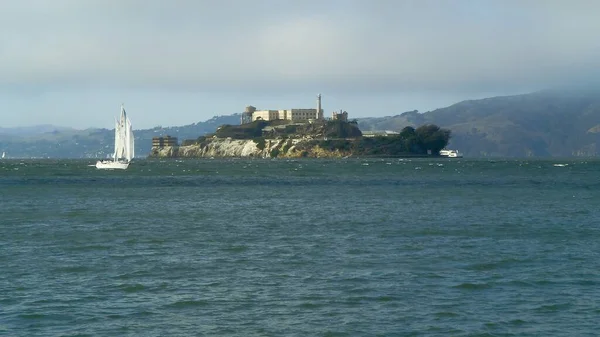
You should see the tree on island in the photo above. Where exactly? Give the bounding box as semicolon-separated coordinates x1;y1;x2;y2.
413;124;451;154
351;124;451;156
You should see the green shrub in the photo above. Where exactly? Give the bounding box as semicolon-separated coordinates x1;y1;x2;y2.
281;139;292;153
254;137;266;150
284;125;298;134
181;139;195;146
215;120;269;139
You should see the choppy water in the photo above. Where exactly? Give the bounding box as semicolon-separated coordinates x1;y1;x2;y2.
1;158;600;336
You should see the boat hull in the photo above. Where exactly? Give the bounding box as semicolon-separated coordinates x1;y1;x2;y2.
441;153;463;158
95;160;129;170
439;149;463;158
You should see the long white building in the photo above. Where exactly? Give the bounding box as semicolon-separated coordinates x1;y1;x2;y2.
243;94;325;124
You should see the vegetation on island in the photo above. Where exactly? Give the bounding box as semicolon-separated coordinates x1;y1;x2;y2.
214;120;271;139
180;119;451;157
210;119;363;140
298;124;451;157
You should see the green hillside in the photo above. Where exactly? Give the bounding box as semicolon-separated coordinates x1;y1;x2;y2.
356;90;600;157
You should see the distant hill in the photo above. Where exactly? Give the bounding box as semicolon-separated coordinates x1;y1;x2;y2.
0;125;76;138
0;114;240;158
356;90;600;157
5;90;600;158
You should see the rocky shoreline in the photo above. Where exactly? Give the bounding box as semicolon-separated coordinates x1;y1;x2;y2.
148;138;351;159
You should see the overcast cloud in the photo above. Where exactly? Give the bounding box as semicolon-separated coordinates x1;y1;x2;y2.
1;0;599;128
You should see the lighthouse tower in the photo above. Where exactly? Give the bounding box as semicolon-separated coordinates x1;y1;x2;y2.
317;94;323;120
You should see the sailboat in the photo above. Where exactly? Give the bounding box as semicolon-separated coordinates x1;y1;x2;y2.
1;152;5;159
96;104;135;170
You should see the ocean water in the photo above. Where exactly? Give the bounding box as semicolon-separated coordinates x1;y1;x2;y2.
1;158;599;336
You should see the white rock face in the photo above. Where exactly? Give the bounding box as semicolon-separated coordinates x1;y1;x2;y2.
152;138;266;158
150;137;348;158
202;138;261;157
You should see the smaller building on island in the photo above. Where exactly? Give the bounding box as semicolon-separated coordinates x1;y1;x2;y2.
332;110;348;122
152;135;179;148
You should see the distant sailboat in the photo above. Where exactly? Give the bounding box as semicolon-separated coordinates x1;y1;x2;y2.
96;104;135;169
1;152;5;159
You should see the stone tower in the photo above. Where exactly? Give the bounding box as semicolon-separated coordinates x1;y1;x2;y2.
317;94;322;120
242;105;256;124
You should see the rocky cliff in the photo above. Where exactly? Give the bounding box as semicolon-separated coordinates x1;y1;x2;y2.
149;137;351;158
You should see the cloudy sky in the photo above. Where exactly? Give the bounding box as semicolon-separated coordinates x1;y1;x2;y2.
1;0;599;129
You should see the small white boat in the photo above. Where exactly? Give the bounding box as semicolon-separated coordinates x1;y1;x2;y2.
439;149;463;158
96;104;134;170
96;160;130;170
1;152;5;159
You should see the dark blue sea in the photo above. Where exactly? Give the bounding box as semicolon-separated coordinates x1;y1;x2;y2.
1;158;599;336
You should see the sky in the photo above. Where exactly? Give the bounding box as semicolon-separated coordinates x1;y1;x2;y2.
1;0;600;129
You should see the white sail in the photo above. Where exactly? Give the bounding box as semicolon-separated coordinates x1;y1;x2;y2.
131;119;135;159
96;103;134;170
113;104;130;161
126;117;134;160
113;118;120;160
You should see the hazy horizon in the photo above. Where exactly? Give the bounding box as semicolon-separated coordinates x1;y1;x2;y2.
1;90;533;130
2;0;599;129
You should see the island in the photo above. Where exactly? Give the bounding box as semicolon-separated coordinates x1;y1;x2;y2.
149;96;451;158
148;119;451;159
